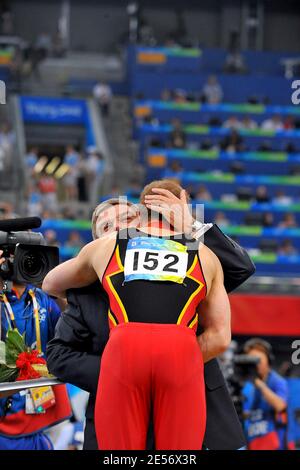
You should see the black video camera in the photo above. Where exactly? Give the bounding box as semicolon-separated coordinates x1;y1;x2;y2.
221;342;261;421
0;217;59;285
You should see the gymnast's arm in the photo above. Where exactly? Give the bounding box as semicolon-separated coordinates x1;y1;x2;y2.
42;240;100;298
197;247;231;363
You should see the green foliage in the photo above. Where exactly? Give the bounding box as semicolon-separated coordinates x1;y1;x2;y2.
0;364;19;383
0;328;26;382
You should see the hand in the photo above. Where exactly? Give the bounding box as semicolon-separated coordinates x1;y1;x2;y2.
144;188;194;234
254;377;265;390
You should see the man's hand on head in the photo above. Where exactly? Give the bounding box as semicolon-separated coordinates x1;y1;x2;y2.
144;188;194;234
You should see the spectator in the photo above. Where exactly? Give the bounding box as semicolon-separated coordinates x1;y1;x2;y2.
164;35;180;47
258;141;273;152
223;116;242;131
0;122;14;151
139;18;156;46
126;180;143;199
93;81;112;117
25;146;39;179
173;89;187;103
41;209;59;221
35;32;52;59
64;145;80;201
44;229;60;247
202;75;223;104
283;116;295;130
223;51;247;73
62;207;77;220
247;95;259;105
240;116;258;130
1;5;14;35
273;190;293;206
161;89;172;101
278;213;298;229
200;138;214;150
278;239;298;256
38;171;58;212
285;142;297;153
85;150;105;207
0;202;18;219
221;129;244;152
164;161;183;179
77;153;89;202
261;115;283;132
169;118;187;149
52;30;66;58
65;231;84;250
208;116;222;127
262;212;274;227
223;32;247;74
255;186;270;203
214;211;230;228
104;185;122;199
27;183;43;217
195;185;212;201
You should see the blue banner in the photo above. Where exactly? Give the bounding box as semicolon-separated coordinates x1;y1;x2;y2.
20;96;88;124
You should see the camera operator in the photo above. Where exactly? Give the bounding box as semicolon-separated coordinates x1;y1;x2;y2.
0;249;71;450
242;338;291;450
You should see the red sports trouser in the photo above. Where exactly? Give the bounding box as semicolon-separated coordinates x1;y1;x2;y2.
95;323;206;450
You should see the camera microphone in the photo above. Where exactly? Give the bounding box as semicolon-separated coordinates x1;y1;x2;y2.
0;217;42;233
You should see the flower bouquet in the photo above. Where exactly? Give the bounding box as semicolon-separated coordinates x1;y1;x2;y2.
0;328;51;383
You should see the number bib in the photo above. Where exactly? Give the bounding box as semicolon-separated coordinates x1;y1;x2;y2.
124;237;188;284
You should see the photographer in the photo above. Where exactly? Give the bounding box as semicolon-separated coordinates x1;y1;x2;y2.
0;238;71;449
242;338;291;450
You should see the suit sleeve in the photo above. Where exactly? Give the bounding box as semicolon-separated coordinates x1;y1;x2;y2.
46;290;101;395
204;224;256;293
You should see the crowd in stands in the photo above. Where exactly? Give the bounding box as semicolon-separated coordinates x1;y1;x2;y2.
23;142;106;258
143;76;272;106
25;145;105;218
145;117;300;155
138;76;300;154
162;178;300;257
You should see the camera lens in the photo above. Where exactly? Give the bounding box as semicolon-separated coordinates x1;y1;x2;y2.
13;244;59;285
20;250;49;281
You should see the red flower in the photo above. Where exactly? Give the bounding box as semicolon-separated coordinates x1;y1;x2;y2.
16;350;46;381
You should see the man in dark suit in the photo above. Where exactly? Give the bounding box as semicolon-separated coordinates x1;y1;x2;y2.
47;196;255;449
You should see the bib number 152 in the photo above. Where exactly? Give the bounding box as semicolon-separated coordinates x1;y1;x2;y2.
132;251;179;273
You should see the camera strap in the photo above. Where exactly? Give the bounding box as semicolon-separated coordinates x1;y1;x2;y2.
0;289;42;353
28;289;42;354
0;293;17;330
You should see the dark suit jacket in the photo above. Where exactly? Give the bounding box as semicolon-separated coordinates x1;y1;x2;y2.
47;224;253;449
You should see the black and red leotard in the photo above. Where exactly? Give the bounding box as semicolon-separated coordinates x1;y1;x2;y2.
95;228;207;450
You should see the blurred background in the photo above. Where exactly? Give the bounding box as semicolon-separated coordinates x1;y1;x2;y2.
0;0;299;450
